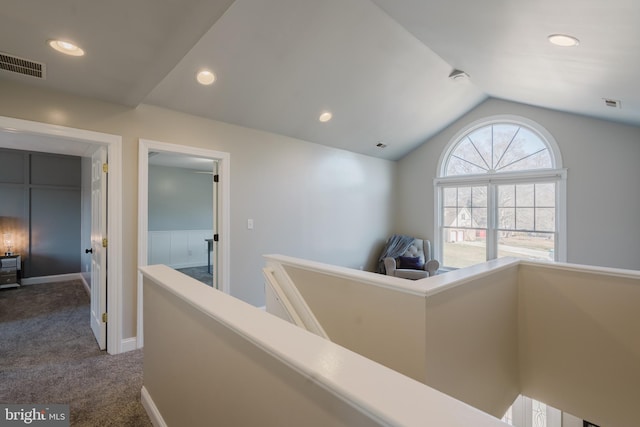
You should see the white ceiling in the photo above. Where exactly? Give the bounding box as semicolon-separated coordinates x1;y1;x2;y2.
1;0;638;161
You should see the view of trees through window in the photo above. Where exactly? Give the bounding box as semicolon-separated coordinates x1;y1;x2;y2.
446;124;552;176
438;120;561;269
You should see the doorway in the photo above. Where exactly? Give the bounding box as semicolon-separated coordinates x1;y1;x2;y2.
148;152;218;287
136;138;230;348
0;116;123;354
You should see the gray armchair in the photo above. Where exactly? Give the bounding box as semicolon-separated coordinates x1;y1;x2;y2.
382;237;439;280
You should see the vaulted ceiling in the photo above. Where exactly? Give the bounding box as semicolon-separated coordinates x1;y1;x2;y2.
1;0;638;160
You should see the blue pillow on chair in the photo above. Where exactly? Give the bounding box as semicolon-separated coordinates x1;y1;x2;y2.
397;256;424;270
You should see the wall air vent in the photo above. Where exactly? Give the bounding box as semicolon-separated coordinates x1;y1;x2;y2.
603;98;621;109
0;52;46;79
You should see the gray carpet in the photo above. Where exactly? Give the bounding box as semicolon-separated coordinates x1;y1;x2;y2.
0;280;152;426
176;265;213;287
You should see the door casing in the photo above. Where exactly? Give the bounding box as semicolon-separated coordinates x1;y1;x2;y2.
0;116;124;354
136;138;231;349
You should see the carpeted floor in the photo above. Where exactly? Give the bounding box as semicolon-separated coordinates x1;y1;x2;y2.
0;280;152;426
176;265;214;287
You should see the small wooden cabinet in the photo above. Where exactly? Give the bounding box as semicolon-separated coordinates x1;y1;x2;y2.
0;254;21;288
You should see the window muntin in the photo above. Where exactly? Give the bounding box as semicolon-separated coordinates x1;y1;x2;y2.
436;117;565;269
445;124;553;176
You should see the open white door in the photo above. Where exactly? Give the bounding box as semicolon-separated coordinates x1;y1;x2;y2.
212;161;219;289
90;147;108;350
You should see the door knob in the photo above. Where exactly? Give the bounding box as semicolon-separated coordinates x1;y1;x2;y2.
85;248;93;254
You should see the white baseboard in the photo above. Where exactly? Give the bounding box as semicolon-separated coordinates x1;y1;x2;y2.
141;386;167;427
120;337;138;353
79;274;91;295
20;273;84;286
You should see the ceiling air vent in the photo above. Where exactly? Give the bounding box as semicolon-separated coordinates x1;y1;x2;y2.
0;52;46;79
603;98;621;109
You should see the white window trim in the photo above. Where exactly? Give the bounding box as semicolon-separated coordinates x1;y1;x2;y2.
434;115;567;268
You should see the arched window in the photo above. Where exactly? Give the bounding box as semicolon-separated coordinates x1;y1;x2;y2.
435;116;566;269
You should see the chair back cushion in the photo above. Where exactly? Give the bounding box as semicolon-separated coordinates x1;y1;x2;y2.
400;239;425;262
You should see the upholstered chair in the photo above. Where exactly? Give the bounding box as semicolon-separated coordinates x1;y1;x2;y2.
383;238;439;280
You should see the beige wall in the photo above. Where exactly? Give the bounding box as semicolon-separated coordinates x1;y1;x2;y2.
424;265;520;418
143;274;382;427
284;264;428;381
397;98;640;271
0;81;396;339
518;263;640;427
270;255;522;419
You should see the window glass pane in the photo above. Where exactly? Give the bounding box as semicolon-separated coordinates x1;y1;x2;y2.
535;183;555;207
443;187;457;206
472;186;487;207
532;399;548;427
516;207;535;230
498;231;555;261
499;207;515;229
446;156;487;176
458;208;473;227
466;127;493;168
492;124;519;168
500;150;552;172
499;185;515;207
516;184;534;206
472;207;487;228
458;187;471;207
496;128;549;171
535;208;555;232
444;208;458;227
443;229;487;268
452;139;489;171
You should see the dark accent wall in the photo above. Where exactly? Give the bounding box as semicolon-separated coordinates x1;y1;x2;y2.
0;148;81;278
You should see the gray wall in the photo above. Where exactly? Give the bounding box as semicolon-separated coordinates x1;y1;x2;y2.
0;148;81;277
396;98;640;271
148;165;214;231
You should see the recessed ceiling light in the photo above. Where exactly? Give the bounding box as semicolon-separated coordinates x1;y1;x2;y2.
548;34;580;47
318;111;332;122
47;39;85;56
196;70;216;85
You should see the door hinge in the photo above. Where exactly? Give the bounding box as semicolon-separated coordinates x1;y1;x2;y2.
213;234;219;242
213;174;219;183
102;238;108;248
102;163;108;173
102;312;108;323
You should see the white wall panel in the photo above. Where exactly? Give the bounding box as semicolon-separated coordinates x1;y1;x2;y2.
149;230;212;268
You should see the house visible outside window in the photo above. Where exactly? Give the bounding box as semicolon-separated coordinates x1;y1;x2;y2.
434;116;566;269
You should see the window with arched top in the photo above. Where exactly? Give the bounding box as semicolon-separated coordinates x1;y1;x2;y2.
444;123;554;176
435;116;566;269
